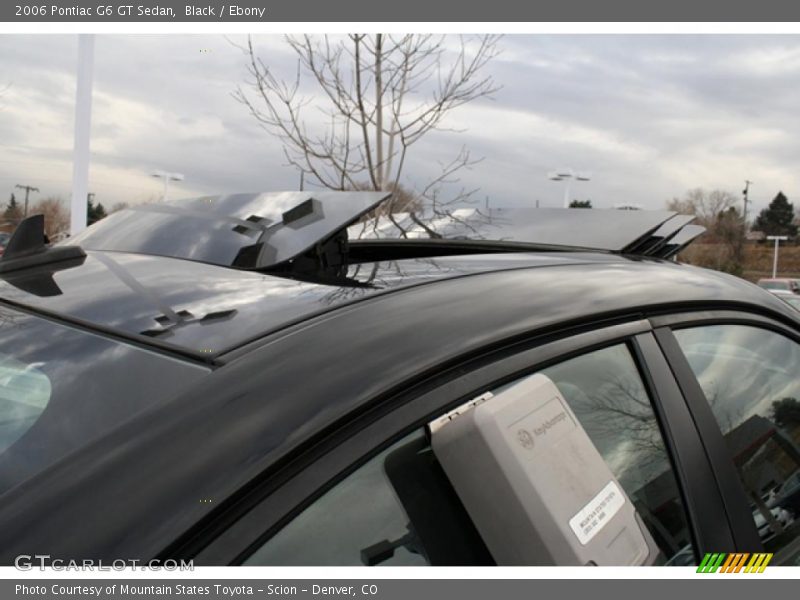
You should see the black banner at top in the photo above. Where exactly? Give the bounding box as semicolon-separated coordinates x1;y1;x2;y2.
4;0;800;22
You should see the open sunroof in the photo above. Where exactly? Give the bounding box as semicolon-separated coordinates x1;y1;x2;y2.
66;191;391;269
349;207;698;254
653;224;707;259
66;193;704;273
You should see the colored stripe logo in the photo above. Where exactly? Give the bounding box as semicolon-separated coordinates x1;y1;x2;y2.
696;552;773;573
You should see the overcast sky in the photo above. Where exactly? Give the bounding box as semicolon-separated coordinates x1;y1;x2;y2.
1;34;799;215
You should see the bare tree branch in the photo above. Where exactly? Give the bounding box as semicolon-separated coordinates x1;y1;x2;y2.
234;33;502;219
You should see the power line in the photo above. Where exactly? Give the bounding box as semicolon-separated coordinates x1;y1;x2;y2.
742;180;753;225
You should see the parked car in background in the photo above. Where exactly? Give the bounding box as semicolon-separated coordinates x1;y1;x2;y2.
778;294;800;312
0;232;10;257
0;193;798;567
770;471;800;515
758;278;800;295
764;288;800;311
753;507;794;542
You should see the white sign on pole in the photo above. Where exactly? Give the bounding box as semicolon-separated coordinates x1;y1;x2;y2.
767;235;789;279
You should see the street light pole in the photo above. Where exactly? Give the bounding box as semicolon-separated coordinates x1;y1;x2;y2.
548;169;591;208
767;235;788;279
71;34;94;236
151;171;185;202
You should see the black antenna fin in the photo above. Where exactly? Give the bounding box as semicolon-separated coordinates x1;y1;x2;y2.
3;214;47;259
0;214;86;275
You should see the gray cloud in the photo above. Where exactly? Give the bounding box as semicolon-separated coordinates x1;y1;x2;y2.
1;34;799;216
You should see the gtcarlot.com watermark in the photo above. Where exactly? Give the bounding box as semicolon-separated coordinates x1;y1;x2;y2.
15;554;194;571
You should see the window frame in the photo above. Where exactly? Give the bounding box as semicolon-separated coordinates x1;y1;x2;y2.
650;309;800;554
191;319;733;565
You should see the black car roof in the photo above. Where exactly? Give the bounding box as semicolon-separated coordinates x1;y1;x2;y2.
1;192;799;562
0;191;718;360
1;257;797;563
0;249;636;360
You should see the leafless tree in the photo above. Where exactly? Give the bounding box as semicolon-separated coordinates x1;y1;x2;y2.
667;188;740;228
667;188;746;274
29;197;69;238
573;373;667;469
233;34;501;217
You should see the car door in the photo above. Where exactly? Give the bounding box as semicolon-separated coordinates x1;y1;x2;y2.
189;319;735;566
651;310;800;565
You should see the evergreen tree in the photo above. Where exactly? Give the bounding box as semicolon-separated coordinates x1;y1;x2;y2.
772;398;800;429
753;192;798;238
4;193;21;221
569;199;592;209
87;196;107;225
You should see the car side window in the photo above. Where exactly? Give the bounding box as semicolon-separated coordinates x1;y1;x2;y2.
246;343;692;566
244;430;493;566
673;325;800;566
533;344;694;565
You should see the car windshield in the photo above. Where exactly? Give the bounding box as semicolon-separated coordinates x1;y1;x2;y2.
0;354;51;456
0;305;209;494
761;280;790;291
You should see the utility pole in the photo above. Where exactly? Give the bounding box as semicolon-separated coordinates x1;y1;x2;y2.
742;180;753;225
15;184;39;217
